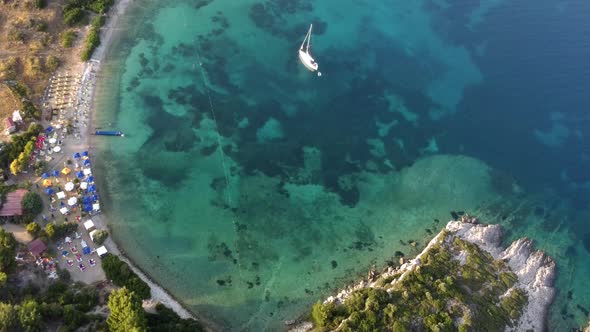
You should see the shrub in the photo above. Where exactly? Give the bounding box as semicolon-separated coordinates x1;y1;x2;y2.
102;255;151;299
26;222;41;237
63;8;84;26
35;0;47;9
45;55;60;72
60;30;77;48
92;229;108;245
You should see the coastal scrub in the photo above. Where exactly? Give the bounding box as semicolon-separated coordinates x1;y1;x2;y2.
310;229;528;331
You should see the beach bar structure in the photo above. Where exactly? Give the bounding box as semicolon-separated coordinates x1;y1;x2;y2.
83;220;96;232
96;246;108;258
0;189;28;218
28;239;47;258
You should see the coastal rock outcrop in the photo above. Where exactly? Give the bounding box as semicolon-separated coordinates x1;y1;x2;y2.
295;218;556;332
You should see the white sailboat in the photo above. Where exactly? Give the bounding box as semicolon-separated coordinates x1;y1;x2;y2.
299;24;321;76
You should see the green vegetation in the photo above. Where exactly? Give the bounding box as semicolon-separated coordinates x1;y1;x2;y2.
107;287;147;332
81;14;106;61
0;229;17;274
309;231;528;331
0;122;43;172
6;84;41;120
92;229;108;245
59;30;77;47
26;222;41;237
22;192;43;219
44;222;78;241
102;254;151;300
146;303;206;332
63;0;114;27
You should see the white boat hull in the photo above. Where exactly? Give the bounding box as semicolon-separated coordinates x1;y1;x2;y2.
299;49;318;72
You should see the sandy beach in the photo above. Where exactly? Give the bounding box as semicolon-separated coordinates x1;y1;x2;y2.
66;0;198;321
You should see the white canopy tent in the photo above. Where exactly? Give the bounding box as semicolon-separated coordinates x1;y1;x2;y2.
83;219;95;232
56;191;66;199
67;197;78;206
96;246;108;257
89;229;97;241
59;207;68;215
92;203;100;211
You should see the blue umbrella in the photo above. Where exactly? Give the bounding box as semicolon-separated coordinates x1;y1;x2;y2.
84;204;92;212
83;197;91;204
51;170;59;177
83;159;91;166
73;152;81;159
82;151;89;157
62;250;68;256
87;176;94;183
45;126;54;133
88;185;96;193
91;194;99;201
82;247;91;255
41;173;49;179
45;188;54;195
76;171;84;179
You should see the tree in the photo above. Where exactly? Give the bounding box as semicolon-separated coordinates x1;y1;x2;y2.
0;302;17;332
9;160;20;176
22;192;43;218
26;222;41;237
93;230;108;245
107;287;147;332
44;223;55;239
18;299;41;332
0;228;17;273
0;272;6;287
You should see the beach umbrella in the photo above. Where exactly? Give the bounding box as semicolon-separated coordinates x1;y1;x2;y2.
67;197;78;206
87;176;94;183
61;167;71;175
83;204;92;212
88;185;96;193
53;146;61;153
49;138;57;144
45;126;54;133
42;179;52;187
76;171;84;179
83;168;92;176
82;247;91;255
45;188;54;195
91;194;99;202
62;250;68;257
92;203;100;211
73;152;81;159
82;151;89;157
41;173;49;179
64;182;75;191
51;170;59;177
83;197;91;204
83;159;90;166
56;191;66;199
80;182;88;190
60;207;68;215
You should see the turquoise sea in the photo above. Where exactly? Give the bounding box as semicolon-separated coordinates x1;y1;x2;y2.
93;0;590;330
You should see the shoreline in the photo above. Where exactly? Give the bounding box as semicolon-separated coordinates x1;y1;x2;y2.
83;0;213;326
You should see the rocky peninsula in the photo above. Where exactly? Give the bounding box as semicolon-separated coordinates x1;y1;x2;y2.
296;216;556;331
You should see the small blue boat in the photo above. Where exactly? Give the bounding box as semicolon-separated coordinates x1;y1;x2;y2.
95;130;124;137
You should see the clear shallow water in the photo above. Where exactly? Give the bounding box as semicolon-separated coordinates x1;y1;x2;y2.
93;0;590;330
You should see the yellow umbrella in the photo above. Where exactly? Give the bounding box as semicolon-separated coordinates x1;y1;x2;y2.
61;167;71;175
42;179;52;187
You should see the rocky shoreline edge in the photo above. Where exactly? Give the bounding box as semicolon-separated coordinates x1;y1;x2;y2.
289;217;557;331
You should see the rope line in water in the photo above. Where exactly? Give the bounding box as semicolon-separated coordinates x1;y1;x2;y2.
189;32;246;279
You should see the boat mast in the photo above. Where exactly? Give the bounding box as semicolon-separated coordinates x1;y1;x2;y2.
300;24;313;52
307;24;312;52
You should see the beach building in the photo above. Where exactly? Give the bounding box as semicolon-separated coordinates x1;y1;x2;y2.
0;189;28;219
27;239;47;258
83;219;96;232
4;117;15;135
